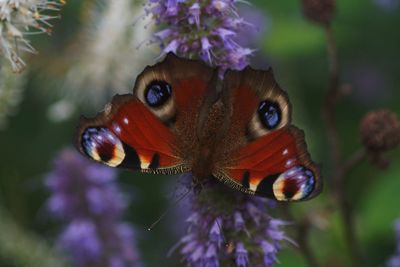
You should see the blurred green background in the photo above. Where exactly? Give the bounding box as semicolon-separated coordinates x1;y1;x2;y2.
0;0;399;266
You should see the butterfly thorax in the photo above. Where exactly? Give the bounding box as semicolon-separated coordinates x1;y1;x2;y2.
191;100;228;184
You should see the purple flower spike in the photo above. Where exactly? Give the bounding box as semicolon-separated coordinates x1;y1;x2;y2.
45;148;141;267
172;176;289;267
147;0;254;73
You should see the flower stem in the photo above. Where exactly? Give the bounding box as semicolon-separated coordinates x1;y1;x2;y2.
322;25;341;172
321;25;367;267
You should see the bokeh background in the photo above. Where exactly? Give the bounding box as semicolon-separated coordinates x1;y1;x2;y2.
0;0;399;266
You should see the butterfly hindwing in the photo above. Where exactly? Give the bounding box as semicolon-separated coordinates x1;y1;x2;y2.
214;67;322;201
76;53;215;174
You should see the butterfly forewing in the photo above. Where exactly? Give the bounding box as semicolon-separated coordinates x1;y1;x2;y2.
76;53;215;174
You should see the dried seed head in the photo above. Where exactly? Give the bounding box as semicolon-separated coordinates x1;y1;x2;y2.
0;0;64;72
360;110;400;152
301;0;336;26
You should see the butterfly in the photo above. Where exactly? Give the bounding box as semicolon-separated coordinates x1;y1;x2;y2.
75;53;322;202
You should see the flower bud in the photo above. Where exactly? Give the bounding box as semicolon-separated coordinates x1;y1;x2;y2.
301;0;336;26
360;110;400;152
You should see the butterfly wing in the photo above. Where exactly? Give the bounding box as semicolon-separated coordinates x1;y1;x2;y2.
213;67;322;201
76;53;215;174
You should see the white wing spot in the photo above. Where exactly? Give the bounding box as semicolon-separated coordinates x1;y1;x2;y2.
285;159;295;168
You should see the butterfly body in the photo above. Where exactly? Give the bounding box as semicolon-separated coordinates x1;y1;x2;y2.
76;53;322;202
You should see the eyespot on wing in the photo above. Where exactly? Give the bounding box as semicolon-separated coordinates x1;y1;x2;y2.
271;165;316;201
81;127;125;167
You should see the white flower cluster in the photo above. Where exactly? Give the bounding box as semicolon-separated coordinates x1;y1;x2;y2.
0;0;64;72
63;0;153;106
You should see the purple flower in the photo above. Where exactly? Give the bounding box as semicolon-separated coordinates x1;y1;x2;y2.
209;218;224;247
259;240;277;265
205;244;219;267
146;0;254;73
235;242;249;267
200;36;212;62
188;3;201;28
387;219;400;267
234;211;245;231
171;176;289;267
45;148;141;267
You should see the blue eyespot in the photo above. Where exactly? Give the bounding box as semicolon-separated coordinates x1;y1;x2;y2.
145;80;172;107
81;127;125;167
258;100;281;130
272;165;316;201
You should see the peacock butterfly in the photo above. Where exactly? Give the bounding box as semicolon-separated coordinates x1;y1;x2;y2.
75;53;322;202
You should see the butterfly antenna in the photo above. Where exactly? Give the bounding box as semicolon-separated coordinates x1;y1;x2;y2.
147;187;192;231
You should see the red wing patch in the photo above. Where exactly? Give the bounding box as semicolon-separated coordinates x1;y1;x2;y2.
77;96;187;174
215;127;321;201
76;54;215;175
